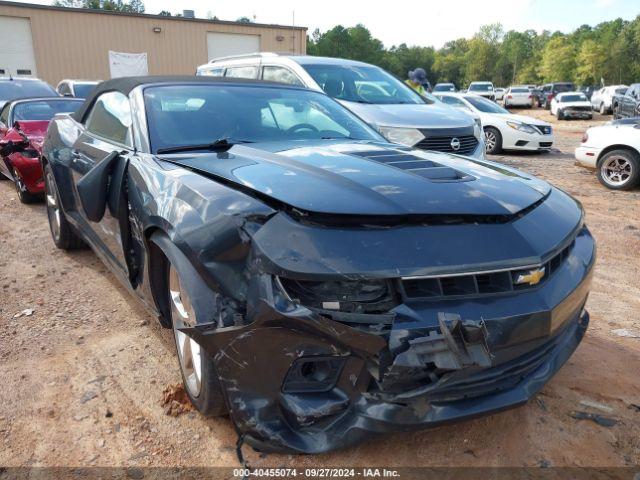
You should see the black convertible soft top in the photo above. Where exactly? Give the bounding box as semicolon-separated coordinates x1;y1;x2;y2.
72;75;304;122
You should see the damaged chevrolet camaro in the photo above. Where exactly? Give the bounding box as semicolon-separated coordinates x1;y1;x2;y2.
42;76;596;453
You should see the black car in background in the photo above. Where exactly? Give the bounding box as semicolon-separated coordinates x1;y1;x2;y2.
612;83;640;119
540;82;575;109
0;77;57;109
41;76;595;454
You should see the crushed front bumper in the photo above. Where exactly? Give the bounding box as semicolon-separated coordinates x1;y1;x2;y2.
185;226;595;454
562;109;592;119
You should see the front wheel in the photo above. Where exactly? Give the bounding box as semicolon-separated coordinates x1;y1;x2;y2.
168;263;227;416
44;163;84;250
12;167;40;204
596;149;640;190
484;127;502;155
557;109;564;120
599;103;606;115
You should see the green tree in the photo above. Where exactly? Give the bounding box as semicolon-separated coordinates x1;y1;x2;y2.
575;39;606;85
308;25;385;66
539;36;576;82
53;0;144;12
381;44;435;80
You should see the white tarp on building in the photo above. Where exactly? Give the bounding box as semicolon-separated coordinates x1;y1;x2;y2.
108;51;148;78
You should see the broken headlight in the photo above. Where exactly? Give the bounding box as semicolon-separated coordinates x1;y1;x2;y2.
277;277;397;314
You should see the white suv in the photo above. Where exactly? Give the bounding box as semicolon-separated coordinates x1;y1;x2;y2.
468;81;495;101
196;53;486;159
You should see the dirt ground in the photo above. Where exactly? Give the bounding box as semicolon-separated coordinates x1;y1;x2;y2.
0;108;639;472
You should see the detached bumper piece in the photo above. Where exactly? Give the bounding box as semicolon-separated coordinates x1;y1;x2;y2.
389;313;490;372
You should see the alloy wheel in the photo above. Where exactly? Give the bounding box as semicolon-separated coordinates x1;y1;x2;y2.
600;155;633;187
13;168;27;195
484;130;497;152
45;170;61;241
169;264;202;398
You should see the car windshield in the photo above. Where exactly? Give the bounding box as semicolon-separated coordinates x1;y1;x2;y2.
13;99;83;121
615;87;628;95
433;84;455;92
464;95;509;113
301;64;424;105
469;84;493;92
144;84;385;153
73;82;97;99
0;80;56;101
511;87;529;93
560;94;588;102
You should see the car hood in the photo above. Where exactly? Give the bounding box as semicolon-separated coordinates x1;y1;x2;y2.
339;100;476;129
496;113;550;126
164;141;551;219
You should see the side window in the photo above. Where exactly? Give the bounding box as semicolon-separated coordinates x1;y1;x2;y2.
58;82;71;96
262;66;303;86
85;91;133;147
0;104;10;126
200;67;224;77
224;66;258;79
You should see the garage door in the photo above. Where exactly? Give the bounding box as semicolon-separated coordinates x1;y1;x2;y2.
0;16;37;77
206;32;260;61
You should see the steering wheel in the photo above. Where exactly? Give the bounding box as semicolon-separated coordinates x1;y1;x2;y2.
286;123;319;134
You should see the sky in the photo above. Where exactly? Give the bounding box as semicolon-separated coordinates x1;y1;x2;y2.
14;0;640;48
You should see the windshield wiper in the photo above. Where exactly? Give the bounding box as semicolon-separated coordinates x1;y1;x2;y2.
320;135;362;140
156;138;253;155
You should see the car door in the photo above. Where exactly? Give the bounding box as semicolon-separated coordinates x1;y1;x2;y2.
69;91;134;276
622;86;638;117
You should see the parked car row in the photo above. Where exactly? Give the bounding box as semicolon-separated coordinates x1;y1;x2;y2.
0;76;98;200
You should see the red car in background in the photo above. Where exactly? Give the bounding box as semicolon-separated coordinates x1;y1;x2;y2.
0;97;83;202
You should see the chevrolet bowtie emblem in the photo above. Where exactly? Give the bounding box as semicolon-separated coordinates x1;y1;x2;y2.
515;267;546;286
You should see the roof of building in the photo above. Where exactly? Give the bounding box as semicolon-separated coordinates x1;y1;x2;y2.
0;1;307;30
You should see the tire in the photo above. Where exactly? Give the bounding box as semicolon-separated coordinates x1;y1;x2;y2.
557;110;564;120
596;149;640;190
484;127;502;155
44;163;85;250
599;103;606;115
12;167;41;204
612;104;620;119
167;262;227;416
587;115;593;120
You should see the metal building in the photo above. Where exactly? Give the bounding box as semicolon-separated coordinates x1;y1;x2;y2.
0;1;307;84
